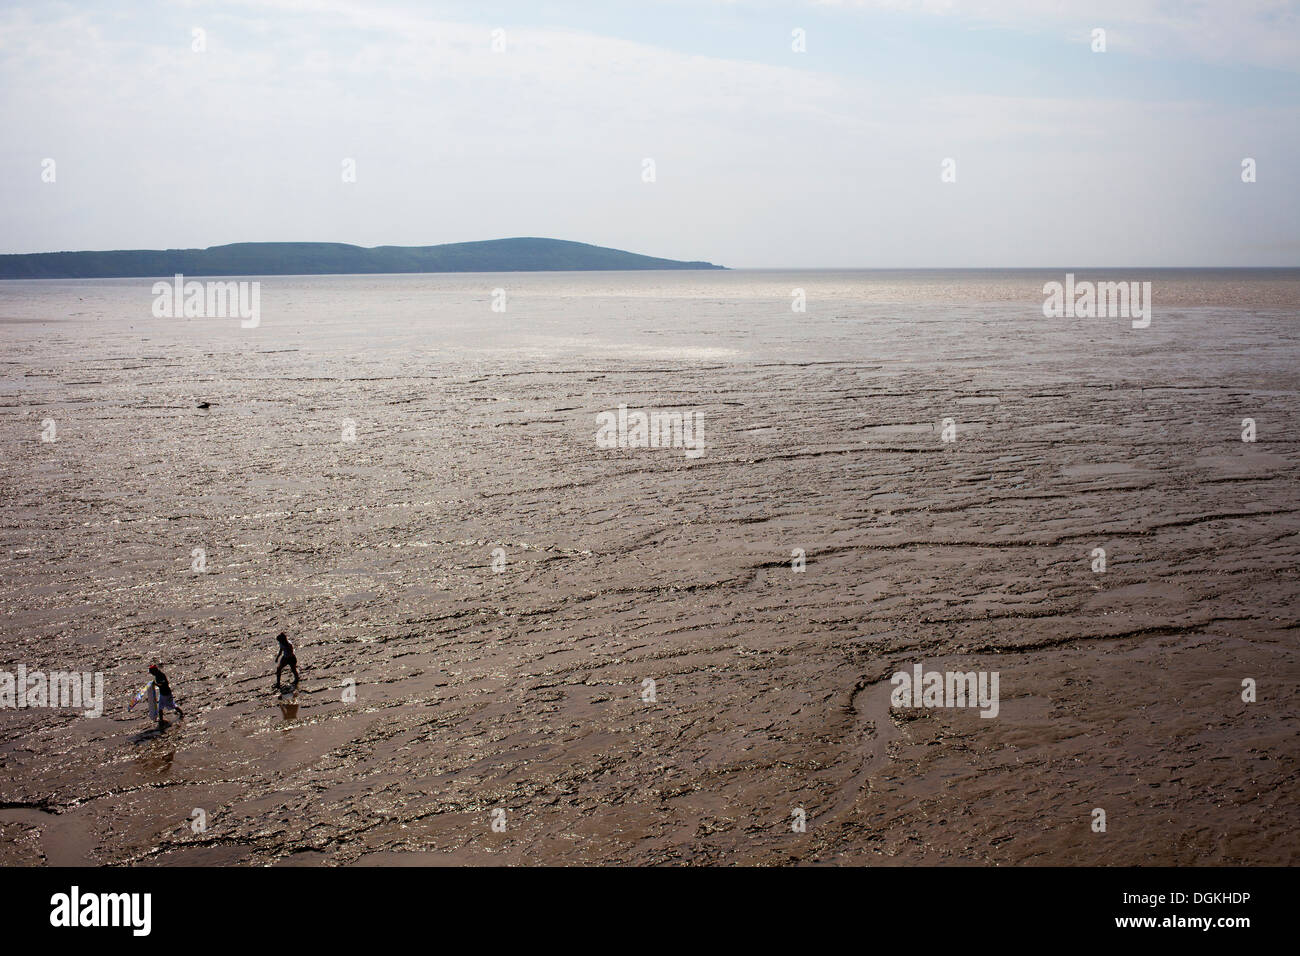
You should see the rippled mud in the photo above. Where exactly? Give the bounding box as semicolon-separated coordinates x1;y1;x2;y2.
0;271;1296;865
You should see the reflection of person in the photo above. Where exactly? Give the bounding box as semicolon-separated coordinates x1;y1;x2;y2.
147;664;184;729
275;633;300;688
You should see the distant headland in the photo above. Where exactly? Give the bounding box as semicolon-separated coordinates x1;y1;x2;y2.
0;238;726;279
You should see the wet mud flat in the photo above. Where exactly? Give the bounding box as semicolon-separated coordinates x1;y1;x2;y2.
0;272;1296;865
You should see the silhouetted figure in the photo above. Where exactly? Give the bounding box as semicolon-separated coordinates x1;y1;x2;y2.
275;633;300;689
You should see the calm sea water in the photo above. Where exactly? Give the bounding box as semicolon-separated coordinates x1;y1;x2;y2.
1;269;1298;373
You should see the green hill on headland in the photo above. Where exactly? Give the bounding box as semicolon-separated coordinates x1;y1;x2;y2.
0;238;726;279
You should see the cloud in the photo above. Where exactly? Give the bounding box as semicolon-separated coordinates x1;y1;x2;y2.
810;0;1300;71
0;0;1295;265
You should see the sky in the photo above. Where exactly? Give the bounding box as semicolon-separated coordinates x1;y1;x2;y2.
1;0;1298;267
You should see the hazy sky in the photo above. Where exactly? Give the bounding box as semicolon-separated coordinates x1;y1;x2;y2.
1;0;1298;266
